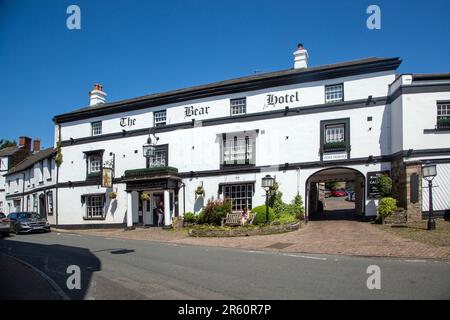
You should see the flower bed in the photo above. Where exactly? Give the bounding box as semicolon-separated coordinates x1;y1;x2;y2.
188;221;300;237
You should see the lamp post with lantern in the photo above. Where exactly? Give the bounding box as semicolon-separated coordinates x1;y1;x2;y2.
261;175;275;224
142;129;159;165
422;162;437;231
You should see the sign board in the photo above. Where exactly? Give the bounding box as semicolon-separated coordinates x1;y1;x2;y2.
323;151;348;161
367;171;390;199
101;167;113;188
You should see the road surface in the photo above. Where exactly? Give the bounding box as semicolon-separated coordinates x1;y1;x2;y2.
1;232;449;300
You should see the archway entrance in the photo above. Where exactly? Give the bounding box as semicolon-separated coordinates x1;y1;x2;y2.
305;167;365;221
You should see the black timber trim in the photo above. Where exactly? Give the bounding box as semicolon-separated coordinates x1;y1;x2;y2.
389;84;450;103
8;148;450;196
319;118;351;161
5;185;57;200
54;58;401;124
60;97;387;148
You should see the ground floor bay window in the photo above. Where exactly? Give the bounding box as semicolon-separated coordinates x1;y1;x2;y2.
221;183;254;212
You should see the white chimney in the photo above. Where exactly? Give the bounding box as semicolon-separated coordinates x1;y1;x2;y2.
89;83;107;106
293;43;309;69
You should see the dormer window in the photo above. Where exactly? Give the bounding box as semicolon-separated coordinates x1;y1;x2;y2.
325;84;344;103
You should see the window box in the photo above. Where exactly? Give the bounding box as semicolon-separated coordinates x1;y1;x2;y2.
437;117;450;130
86;172;101;180
323;141;347;151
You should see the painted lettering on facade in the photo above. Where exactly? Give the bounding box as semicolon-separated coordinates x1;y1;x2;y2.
120;117;136;127
184;106;210;118
264;91;300;109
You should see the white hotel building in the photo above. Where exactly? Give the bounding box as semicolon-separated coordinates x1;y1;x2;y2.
41;49;450;228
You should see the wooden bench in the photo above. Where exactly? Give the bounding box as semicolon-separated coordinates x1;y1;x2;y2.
221;213;242;226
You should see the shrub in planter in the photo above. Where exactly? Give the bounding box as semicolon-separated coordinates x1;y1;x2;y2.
183;212;196;224
378;197;397;220
251;205;275;224
108;192;117;200
202;199;232;225
274;213;298;224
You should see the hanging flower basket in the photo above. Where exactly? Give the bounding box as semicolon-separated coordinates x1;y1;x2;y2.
140;192;150;201
195;186;205;197
108;192;117;200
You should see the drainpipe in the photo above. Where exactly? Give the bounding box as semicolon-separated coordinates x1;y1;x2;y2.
180;182;186;215
21;172;26;211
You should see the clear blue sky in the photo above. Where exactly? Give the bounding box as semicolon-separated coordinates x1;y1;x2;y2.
1;0;450;148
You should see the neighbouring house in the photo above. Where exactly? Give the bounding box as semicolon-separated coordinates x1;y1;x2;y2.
4;142;57;222
13;46;449;228
0;137;33;213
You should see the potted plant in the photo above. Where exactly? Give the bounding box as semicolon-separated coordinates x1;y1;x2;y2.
195;186;205;198
140;192;150;201
108;192;117;200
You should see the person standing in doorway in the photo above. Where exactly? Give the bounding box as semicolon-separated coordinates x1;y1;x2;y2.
157;201;164;227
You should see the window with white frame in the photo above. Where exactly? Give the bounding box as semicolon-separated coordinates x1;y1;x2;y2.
47;191;54;216
88;154;102;174
437;102;450;129
91;121;102;136
146;145;168;168
230;98;246;115
222;183;254;212
222;134;255;166
85;195;104;219
325;84;344;103
154;110;167;127
325;124;345;143
15;178;19;193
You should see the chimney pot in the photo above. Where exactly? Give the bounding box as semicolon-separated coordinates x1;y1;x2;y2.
33;138;41;153
89;83;107;106
18;136;32;151
293;44;309;69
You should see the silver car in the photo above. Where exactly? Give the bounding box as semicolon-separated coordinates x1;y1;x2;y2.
7;212;51;234
0;212;11;237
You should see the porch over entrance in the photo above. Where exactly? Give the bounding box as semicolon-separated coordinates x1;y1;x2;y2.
122;167;182;228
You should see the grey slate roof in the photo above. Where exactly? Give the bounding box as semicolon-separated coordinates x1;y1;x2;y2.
53;57;401;123
6;147;56;176
0;146;20;157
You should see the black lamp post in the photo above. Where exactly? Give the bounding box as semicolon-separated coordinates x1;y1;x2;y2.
261;175;275;224
142;130;158;165
422;162;437;230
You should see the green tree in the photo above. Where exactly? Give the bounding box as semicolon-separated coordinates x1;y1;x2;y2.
0;139;16;150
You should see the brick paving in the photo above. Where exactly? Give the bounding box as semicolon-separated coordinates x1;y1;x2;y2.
54;220;450;260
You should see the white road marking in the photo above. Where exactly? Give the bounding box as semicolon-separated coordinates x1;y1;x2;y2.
282;253;328;261
404;259;427;263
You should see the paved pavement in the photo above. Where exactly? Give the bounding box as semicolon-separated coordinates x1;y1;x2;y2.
1;232;449;299
60;220;450;260
0;252;63;300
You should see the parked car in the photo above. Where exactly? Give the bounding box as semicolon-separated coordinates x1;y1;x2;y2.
324;190;331;198
331;189;347;197
7;212;51;234
0;212;11;237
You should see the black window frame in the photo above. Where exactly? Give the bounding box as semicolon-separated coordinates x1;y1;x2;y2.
154;110;167;127
220;182;255;212
146;144;169;168
83;149;104;180
324;83;344;104
437;101;450;130
320;118;350;161
82;193;106;220
230;97;247;116
221;133;256;169
91;121;102;136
